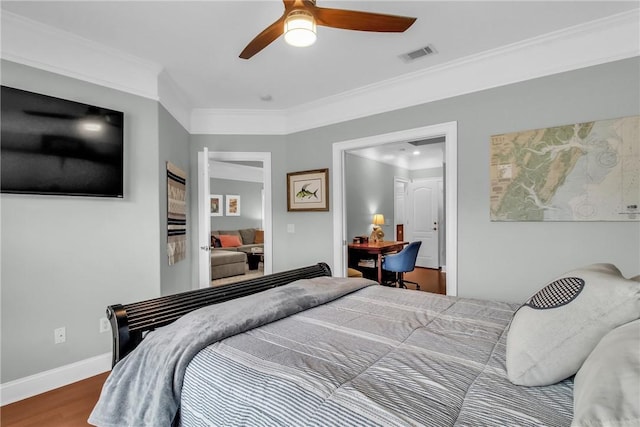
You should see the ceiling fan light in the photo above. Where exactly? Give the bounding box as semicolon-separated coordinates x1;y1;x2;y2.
284;10;316;47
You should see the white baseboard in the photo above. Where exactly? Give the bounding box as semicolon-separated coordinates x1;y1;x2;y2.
441;265;447;273
0;352;111;406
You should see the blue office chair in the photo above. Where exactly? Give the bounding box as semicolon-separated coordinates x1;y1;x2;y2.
381;241;422;290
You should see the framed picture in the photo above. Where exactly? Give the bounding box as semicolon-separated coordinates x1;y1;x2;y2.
209;195;223;216
226;195;241;216
287;168;329;212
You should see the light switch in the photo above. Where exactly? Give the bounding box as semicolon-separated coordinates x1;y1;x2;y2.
287;224;295;233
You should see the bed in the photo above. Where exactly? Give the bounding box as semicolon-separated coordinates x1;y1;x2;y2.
89;263;640;427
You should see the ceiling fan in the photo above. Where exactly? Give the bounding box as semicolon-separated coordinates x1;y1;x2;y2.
239;0;417;59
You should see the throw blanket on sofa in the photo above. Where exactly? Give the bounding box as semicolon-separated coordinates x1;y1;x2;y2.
88;277;374;427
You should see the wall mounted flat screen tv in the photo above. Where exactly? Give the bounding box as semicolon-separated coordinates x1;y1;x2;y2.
1;86;124;198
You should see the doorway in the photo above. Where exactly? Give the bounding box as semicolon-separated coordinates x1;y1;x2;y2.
406;178;443;269
394;177;408;241
332;122;458;296
197;150;273;289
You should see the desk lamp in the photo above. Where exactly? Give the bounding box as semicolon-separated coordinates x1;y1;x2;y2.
370;214;385;242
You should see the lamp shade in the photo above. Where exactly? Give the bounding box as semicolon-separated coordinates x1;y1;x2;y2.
372;214;385;226
284;10;317;47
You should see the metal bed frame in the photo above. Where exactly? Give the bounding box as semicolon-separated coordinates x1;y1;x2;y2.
107;263;332;366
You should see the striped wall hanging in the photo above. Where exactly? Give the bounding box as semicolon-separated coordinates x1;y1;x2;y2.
167;162;187;265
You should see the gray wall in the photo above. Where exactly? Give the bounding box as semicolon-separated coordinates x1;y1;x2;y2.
345;153;409;240
210;178;263;231
189;60;639;301
158;104;192;296
344;155;444;242
1;60;163;382
2;56;639;386
283;57;640;302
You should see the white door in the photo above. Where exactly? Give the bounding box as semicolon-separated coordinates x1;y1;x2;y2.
394;178;408;240
407;179;440;269
197;148;211;288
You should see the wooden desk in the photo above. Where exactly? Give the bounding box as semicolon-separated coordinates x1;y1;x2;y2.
348;241;408;284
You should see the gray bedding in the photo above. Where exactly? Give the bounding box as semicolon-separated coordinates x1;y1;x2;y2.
180;283;574;426
89;277;372;427
90;277;574;426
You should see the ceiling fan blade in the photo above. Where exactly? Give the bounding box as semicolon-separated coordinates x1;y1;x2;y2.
239;16;286;59
313;7;416;32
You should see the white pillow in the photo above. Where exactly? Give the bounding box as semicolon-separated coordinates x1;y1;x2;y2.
572;319;640;427
506;263;640;386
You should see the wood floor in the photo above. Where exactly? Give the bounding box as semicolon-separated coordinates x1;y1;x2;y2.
401;266;447;294
0;268;444;426
0;372;109;427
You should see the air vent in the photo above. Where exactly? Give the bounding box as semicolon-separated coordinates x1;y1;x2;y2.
409;136;446;146
401;44;437;62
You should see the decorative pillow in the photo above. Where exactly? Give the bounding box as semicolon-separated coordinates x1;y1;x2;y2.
254;229;264;244
211;235;222;248
218;230;242;242
218;234;242;248
506;263;640;386
572;319;640;427
238;228;256;245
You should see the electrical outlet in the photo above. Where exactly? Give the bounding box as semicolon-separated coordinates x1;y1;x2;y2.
99;317;110;333
54;327;66;344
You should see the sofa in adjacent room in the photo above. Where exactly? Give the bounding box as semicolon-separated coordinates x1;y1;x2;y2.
210;250;246;280
209;228;264;280
211;228;264;254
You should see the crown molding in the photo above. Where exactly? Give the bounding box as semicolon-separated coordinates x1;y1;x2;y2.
190;108;287;135
0;11;162;100
2;8;638;135
283;8;639;134
158;70;191;131
196;8;639;135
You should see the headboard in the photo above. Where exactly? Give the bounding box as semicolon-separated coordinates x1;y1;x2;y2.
107;262;332;366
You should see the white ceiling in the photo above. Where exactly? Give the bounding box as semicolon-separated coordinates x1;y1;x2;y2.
2;0;637;113
349;140;444;170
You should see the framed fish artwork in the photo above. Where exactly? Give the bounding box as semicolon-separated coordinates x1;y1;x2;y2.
287;168;329;212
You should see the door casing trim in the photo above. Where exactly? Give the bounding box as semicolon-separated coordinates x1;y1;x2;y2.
332;122;457;296
198;151;273;288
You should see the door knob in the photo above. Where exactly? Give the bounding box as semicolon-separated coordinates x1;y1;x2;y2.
200;246;210;251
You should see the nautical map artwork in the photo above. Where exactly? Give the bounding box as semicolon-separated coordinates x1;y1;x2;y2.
490;115;639;221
